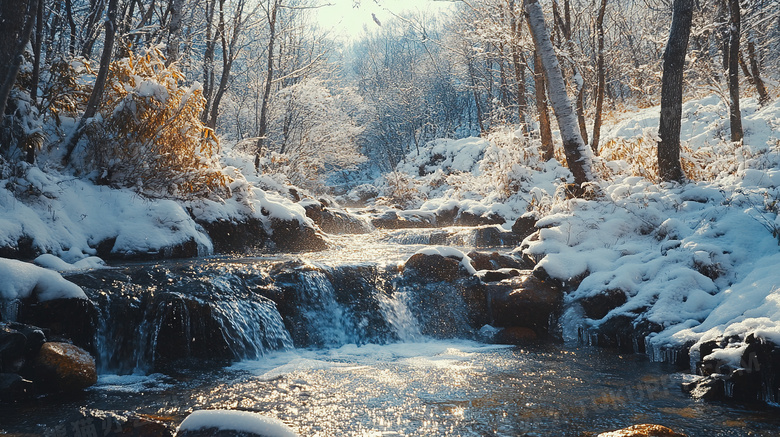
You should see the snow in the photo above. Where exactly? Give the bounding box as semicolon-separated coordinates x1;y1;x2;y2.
0;257;87;301
34;253;107;272
177;410;299;436
414;246;477;275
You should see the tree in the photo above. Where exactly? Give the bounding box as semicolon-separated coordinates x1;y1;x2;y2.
727;0;743;142
591;0;608;155
63;0;119;164
524;0;592;185
254;0;282;171
657;0;694;183
0;0;38;121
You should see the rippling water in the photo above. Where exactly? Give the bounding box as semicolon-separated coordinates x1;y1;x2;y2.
3;340;779;436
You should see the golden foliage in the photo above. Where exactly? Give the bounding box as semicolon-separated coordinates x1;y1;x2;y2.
85;47;229;200
597;136;706;182
43;58;94;123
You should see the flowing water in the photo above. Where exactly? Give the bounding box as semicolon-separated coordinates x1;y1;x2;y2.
1;227;779;436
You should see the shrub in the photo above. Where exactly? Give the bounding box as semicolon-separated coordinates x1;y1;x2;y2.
85;46;229;200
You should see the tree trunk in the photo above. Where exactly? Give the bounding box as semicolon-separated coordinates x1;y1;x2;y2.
0;0;38;121
591;0;607;155
63;0;118;164
81;0;106;59
165;0;184;64
657;0;693;183
510;0;528;134
747;40;769;105
65;0;76;55
30;0;44;106
207;0;244;129
727;0;742;142
532;51;554;161
525;0;592;184
254;0;280;171
201;0;219;124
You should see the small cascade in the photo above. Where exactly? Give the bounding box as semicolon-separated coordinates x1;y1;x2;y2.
377;287;423;342
83;264;294;374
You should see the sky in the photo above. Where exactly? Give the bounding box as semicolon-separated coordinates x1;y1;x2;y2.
314;0;456;41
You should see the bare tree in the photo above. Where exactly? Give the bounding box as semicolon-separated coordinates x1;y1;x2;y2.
590;0;607;155
727;0;743;142
0;0;38;121
524;0;592;184
657;0;693;183
254;0;281;171
63;0;119;164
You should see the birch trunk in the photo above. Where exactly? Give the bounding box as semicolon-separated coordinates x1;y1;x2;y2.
524;0;592;184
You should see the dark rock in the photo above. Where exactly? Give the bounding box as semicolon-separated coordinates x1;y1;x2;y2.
372;210;435;229
485;274;563;336
0;235;36;260
0;326;26;373
467;251;533;271
579;289;628;320
17;298;97;353
494;327;538;344
103;238;200;261
72;411;174;437
197;217;268;254
34;341;97;393
269;217;329;252
456;210;505;227
477;269;521;283
511;215;537;240
597;423;687;437
681;375;725;401
303;201;372;234
0;372;33;402
470;226;521;247
532;264;587;292
403;253;469;283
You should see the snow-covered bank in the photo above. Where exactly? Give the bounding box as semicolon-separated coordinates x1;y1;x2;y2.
361;95;780;382
0;148;326;261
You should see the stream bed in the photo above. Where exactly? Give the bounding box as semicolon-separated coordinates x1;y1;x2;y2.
1;227;779;435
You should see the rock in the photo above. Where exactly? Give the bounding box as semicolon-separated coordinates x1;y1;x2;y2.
197;217;268;254
371;210;435;229
17;297;98;353
302;201;373;234
467;251;532;271
511;215;537;240
485;274;562;336
33;342;97;393
597;424;687;437
176;410;299;437
0;235;36;260
579;289;628;320
0;326;27;373
470;226;521;247
0;372;33;402
681;375;725;401
477;269;521;283
494;327;538;344
402;253;469;283
456;210;505;227
268;217;329;252
73;411;174;437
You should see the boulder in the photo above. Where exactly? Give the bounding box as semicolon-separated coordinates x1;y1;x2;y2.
579;289;628;320
477;269;521;283
197;217;268;254
0;326;27;373
176;410;299;437
597;424;687;437
403;253;469;283
18;297;97;353
494;327;538;344
484;274;562;336
467;251;532;271
72;411;174;437
268;217;329;252
0;372;33;402
33;341;97;393
681;375;725;402
302;201;373;234
371;210;435;229
511;215;537;240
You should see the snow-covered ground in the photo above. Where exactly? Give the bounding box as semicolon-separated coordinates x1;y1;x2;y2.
365;95;780;369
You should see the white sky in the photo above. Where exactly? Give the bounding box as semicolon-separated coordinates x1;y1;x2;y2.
314;0;456;41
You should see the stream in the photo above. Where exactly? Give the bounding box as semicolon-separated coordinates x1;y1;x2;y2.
2;226;780;436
